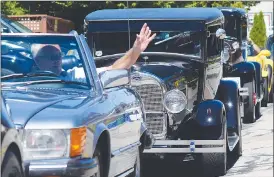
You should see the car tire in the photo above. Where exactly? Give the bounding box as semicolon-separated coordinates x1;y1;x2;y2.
262;77;269;107
269;75;273;103
1;150;24;177
269;83;273;103
200;123;227;177
130;148;143;177
91;147;103;177
243;77;256;123
200;142;227;177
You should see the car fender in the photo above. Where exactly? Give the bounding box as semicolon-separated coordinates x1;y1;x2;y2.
195;100;225;126
250;61;263;98
0;128;23;166
83;122;110;158
216;79;240;130
232;61;255;75
194;100;226;140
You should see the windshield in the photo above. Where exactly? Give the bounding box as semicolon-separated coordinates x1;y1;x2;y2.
1;16;32;33
224;15;237;38
90;30;202;58
1;35;91;89
224;15;247;41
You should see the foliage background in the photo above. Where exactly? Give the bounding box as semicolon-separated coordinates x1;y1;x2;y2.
249;11;268;48
2;1;260;32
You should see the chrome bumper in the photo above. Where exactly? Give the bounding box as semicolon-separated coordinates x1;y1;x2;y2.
25;157;98;177
143;139;226;153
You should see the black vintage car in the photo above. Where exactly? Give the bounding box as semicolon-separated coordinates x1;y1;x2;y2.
1;94;24;177
219;7;263;122
85;8;243;176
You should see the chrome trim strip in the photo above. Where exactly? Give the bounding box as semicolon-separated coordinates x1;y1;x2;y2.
79;34;103;96
117;168;134;177
111;141;141;157
29;164;67;169
143;147;226;153
153;140;225;145
95;52;202;61
1;33;74;36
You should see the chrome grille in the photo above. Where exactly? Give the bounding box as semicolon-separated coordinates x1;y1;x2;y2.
131;73;166;138
146;113;166;136
132;84;163;112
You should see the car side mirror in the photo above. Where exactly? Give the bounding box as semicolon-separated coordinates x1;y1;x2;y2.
1;27;10;33
216;28;226;39
258;50;271;57
99;69;130;89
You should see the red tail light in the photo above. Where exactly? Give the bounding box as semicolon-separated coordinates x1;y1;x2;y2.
253;93;256;105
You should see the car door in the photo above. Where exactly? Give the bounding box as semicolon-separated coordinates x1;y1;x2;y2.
79;35;141;176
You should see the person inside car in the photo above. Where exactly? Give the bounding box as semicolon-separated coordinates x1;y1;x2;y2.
31;23;156;82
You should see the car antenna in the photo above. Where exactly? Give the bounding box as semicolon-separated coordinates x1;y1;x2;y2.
126;1;132;72
126;1;131;51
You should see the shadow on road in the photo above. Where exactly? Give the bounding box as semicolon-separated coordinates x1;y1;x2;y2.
143;155;239;177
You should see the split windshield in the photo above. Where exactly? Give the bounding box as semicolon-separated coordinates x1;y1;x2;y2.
88;21;202;58
224;15;247;41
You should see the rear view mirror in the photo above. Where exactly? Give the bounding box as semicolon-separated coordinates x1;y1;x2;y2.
99;69;130;89
216;28;226;39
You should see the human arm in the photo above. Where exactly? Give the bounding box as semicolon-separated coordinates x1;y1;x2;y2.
103;23;156;70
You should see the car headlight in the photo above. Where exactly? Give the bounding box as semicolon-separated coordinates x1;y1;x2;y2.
163;89;187;113
23;129;70;160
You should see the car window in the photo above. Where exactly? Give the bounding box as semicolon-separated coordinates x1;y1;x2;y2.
1;35;93;90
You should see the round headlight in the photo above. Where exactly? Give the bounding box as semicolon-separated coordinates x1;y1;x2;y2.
163;89;187;113
23;129;69;160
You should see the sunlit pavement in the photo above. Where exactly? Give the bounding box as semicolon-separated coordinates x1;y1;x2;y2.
143;104;273;177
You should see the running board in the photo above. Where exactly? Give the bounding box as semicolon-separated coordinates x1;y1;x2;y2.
227;132;239;151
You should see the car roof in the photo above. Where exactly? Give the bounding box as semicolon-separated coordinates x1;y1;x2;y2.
85;8;224;23
217;7;246;16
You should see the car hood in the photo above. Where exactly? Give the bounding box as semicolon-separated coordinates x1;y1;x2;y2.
2;87;93;128
132;62;199;90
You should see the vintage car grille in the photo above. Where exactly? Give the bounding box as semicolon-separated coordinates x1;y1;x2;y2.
132;84;163;112
131;73;166;138
146;113;167;135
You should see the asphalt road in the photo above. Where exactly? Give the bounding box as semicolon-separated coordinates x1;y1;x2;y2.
143;103;273;177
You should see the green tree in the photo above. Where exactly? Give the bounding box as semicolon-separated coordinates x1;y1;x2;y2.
1;1;27;15
249;11;267;48
2;1;260;32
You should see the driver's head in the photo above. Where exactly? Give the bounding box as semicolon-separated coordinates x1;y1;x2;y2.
31;44;62;75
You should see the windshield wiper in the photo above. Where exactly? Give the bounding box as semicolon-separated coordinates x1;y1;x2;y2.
1;71;59;80
154;32;192;45
21;80;89;87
